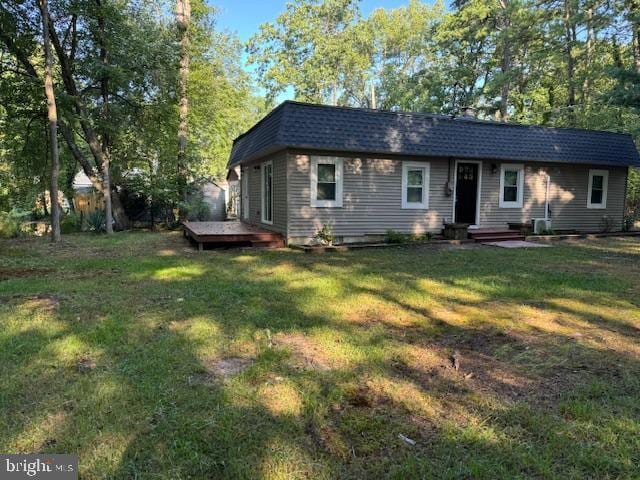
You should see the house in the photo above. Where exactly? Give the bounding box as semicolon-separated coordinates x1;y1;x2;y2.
227;101;640;245
72;170;103;215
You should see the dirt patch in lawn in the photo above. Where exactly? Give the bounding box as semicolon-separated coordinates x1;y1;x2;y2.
0;267;52;281
190;356;254;385
3;294;61;314
274;332;338;371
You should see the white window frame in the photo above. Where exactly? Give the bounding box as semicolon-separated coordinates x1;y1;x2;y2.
401;161;430;209
499;163;525;208
310;156;343;208
241;168;249;220
587;169;608;209
261;160;273;224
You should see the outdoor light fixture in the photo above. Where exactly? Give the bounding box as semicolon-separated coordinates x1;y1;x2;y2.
491;163;498;174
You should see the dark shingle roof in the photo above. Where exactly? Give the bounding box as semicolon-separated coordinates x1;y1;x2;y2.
228;101;640;168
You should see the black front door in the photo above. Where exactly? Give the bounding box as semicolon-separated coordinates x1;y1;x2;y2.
455;162;479;224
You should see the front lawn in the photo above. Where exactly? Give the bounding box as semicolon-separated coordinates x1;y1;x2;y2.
1;232;639;479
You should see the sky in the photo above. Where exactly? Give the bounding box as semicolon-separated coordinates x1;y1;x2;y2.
211;0;414;42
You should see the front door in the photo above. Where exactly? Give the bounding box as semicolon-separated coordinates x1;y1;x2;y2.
455;162;479;225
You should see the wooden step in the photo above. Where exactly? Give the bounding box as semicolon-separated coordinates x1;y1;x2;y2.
477;235;525;243
469;229;524;242
470;230;518;238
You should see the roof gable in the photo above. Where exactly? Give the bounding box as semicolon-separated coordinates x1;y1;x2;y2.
229;101;640;168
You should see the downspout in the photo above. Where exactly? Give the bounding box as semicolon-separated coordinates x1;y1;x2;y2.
545;172;551;222
622;167;629;230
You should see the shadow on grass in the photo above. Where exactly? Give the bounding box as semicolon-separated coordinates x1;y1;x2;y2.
0;233;639;478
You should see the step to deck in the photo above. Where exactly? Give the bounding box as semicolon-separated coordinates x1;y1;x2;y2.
477;235;526;243
469;229;524;243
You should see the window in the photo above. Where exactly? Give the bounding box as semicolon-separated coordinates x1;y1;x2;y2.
310;156;343;207
401;162;430;209
587;169;608;209
261;160;273;224
499;164;524;208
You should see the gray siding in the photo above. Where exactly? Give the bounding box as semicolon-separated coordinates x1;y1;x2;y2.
199;182;227;221
547;164;626;231
286;153;627;240
241;151;287;235
287;153;452;238
479;162;626;231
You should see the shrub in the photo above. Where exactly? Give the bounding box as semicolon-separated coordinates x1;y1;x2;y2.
85;209;106;233
314;224;334;246
410;232;433;242
0;209;30;238
385;229;405;244
386;230;433;244
178;195;210;222
600;215;615;233
60;211;83;234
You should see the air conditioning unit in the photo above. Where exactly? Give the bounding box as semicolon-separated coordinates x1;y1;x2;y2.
532;218;552;234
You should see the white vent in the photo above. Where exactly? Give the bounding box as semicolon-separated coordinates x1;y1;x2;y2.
532;218;552;234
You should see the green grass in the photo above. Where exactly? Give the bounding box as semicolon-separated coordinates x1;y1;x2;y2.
1;232;639;479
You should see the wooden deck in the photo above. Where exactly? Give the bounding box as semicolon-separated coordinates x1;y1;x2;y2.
182;221;285;250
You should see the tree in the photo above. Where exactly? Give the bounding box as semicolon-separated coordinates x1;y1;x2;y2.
37;0;61;241
176;0;191;200
248;0;365;105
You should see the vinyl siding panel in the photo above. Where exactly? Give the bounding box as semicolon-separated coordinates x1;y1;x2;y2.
241;151;287;235
287;153;453;238
479;162;626;231
286;153;627;241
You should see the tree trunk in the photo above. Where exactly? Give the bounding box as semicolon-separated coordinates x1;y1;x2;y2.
96;0;113;233
38;0;61;242
630;0;640;73
177;0;190;200
582;3;594;104
370;81;376;109
563;0;576;125
499;0;511;121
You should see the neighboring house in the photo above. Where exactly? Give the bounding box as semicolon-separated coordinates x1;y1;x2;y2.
72;170;103;215
227;101;640;245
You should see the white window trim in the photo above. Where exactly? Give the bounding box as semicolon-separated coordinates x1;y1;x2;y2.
241;168;249;220
499;163;525;208
310;156;343;208
401;161;430;209
261;160;273;224
587;169;608;209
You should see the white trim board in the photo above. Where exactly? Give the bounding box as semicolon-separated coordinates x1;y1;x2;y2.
261;160;273;224
310;156;343;208
587;169;609;209
499;163;525;208
401;161;430;209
